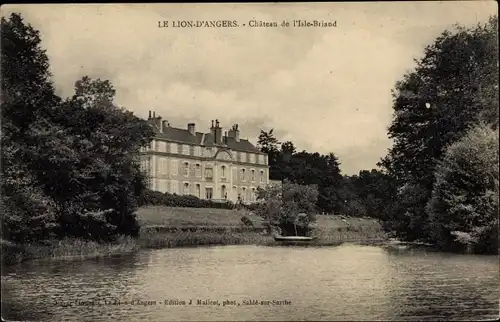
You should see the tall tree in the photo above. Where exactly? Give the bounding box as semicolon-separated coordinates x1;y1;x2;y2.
379;16;498;243
45;77;154;240
257;129;280;154
257;129;282;180
1;13;61;242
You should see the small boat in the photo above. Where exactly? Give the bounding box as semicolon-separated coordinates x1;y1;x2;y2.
274;235;315;242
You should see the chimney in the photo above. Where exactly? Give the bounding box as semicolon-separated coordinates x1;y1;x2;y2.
148;110;152;119
228;124;240;142
162;120;168;133
214;119;222;144
150;111;162;130
187;123;196;135
210;120;215;137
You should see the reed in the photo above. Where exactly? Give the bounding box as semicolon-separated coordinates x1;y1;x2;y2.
312;224;388;244
1;236;140;266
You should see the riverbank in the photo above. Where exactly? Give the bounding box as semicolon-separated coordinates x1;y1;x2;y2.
1;206;388;266
1;237;140;266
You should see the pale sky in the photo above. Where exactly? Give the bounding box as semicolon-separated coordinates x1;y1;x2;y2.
1;2;497;174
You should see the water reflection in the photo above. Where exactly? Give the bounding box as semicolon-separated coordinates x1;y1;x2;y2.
384;246;499;321
1;245;498;321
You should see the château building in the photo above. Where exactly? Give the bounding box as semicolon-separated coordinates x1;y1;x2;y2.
139;111;270;204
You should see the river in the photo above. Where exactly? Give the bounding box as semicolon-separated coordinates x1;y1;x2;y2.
1;244;498;321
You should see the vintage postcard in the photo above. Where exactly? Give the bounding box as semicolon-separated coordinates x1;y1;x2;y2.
1;2;498;322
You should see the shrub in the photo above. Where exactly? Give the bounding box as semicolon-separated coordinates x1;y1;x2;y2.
427;124;499;254
240;216;254;227
255;180;318;236
137;189;235;209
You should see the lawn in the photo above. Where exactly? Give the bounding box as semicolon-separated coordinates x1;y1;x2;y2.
136;206;266;228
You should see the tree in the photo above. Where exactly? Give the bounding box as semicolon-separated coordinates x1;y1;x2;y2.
381;17;498;184
280;141;296;162
379;16;498;244
257;129;283;180
257;129;281;154
427;124;498;254
349;169;397;219
1;13;61;242
255;180;318;236
44;77;154;240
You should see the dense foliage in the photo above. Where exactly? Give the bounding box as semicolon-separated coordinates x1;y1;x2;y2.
378;16;498;253
257;133;344;214
255;181;318;236
427;124;499;254
137;189;235;210
1;13;154;243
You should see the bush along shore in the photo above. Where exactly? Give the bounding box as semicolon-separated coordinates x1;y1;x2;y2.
1;207;389;266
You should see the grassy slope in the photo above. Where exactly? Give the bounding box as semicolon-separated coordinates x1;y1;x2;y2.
136;206;387;241
136;206;266;228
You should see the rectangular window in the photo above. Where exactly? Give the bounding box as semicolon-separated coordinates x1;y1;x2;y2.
205;148;213;157
195;146;202;157
205;188;213;199
183;162;189;177
159;141;167;152
249;154;254;163
195;164;202;177
158;158;162;175
240;169;246;181
171;160;178;176
205;168;213;179
251;169;255;181
171;180;178;194
182;145;189;155
171;143;178;154
240;152;246;162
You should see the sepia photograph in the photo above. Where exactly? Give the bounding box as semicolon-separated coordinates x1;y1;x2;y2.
0;2;498;321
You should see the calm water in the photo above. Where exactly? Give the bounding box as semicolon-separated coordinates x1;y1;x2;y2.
1;244;499;321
